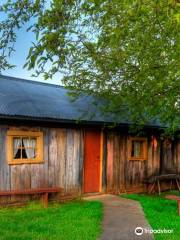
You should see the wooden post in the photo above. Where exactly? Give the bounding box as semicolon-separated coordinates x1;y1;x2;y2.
178;201;180;215
42;193;48;208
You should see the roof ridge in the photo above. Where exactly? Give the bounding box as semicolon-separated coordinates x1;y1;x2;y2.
0;74;65;89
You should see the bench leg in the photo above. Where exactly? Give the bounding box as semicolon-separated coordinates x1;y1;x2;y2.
175;179;180;191
157;180;161;195
178;201;180;216
148;182;155;194
42;193;48;208
170;179;173;190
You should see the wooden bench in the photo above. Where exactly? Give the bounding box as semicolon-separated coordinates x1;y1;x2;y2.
165;195;180;215
0;187;61;208
144;174;180;195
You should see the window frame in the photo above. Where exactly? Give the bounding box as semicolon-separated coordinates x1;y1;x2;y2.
128;137;147;161
7;130;44;164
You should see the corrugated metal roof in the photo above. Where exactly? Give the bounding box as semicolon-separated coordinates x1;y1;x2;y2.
0;75;161;127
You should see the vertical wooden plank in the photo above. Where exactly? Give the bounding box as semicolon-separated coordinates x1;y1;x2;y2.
10;165;20;190
65;128;83;194
119;134;126;192
113;134;119;193
10;165;21;201
48;129;58;187
146;135;160;192
147;137;153;177
127;160;133;188
57;128;67;191
140;161;145;184
73;130;81;191
40;128;49;187
53;130;60;187
0;127;10;191
31;128;49;188
0;127;10;202
155;137;160;174
161;138;173;173
125;135;132;190
11;164;31;201
78;129;84;194
11;165;31;201
66;129;74;191
106;133;114;192
19;165;31;189
172;140;177;173
124;135;128;191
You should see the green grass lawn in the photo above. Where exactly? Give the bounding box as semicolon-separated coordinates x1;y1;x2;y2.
0;200;103;240
122;192;180;240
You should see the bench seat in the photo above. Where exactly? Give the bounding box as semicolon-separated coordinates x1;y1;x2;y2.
0;187;62;208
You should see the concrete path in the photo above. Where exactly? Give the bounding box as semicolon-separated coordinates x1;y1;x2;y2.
84;194;154;240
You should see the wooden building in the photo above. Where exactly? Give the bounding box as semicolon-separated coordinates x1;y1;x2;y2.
0;75;179;198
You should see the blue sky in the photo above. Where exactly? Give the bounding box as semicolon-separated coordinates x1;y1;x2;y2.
1;11;61;85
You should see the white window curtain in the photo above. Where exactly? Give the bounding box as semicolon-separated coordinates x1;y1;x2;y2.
13;138;21;158
30;138;36;158
23;138;36;159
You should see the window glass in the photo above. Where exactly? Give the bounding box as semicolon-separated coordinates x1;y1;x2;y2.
132;140;143;157
128;137;147;160
13;138;22;159
13;137;37;160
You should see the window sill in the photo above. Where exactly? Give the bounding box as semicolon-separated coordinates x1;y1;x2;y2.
128;157;147;161
8;160;44;165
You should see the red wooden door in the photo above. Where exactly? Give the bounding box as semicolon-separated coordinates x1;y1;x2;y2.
84;131;101;193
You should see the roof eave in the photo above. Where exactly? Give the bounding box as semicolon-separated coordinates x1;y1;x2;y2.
0;114;165;130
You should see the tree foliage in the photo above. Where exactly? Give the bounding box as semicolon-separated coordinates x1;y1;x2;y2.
0;0;180;133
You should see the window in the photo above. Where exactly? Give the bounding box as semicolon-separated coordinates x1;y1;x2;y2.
128;137;147;160
7;130;43;164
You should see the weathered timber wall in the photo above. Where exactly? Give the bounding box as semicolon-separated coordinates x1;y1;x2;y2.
161;138;180;174
1;124;180;197
0;126;84;196
106;131;180;193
